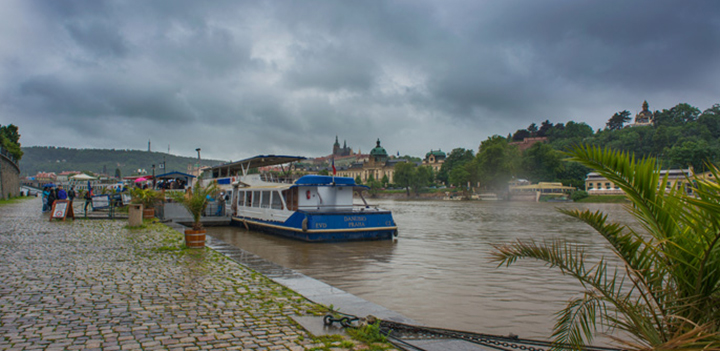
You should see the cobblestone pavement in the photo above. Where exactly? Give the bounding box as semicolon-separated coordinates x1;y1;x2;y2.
0;198;374;350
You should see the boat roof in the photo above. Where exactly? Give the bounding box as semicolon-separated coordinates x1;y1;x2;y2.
207;155;307;172
293;175;356;186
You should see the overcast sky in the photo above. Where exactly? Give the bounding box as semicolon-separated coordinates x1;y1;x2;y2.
1;0;719;161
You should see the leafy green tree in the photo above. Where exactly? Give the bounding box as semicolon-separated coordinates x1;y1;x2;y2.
520;143;564;182
538;120;554;137
381;174;389;188
477;136;520;191
547;121;594;150
366;175;381;197
318;169;329;176
448;166;470;189
698;104;720;139
654;103;701;127
398;155;421;163
493;145;720;350
437;148;474;184
527;123;538;136
414;166;433;194
512;129;531;141
355;175;362;185
393;162;417;196
666;139;715;170
0;124;22;160
605;110;631;130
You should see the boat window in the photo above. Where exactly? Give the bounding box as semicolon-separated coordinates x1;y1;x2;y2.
238;191;245;207
261;191;271;208
283;188;298;211
271;191;283;210
245;191;252;207
252;191;261;207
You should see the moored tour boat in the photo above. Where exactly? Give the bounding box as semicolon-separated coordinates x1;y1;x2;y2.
201;155;398;242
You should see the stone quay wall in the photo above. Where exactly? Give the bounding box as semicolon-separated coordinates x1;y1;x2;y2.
0;147;20;199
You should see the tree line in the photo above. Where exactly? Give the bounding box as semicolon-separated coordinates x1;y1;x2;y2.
377;102;720;195
20;146;225;178
0;124;22;161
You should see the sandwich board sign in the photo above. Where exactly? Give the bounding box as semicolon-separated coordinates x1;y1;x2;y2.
50;200;75;221
92;195;111;209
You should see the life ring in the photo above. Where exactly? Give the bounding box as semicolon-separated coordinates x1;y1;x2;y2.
302;217;308;232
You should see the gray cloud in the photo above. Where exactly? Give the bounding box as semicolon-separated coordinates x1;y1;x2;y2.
1;0;719;161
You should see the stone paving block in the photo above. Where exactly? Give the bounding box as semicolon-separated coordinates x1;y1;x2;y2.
0;199;380;351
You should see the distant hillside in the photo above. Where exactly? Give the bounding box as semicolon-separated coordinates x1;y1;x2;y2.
20;146;225;177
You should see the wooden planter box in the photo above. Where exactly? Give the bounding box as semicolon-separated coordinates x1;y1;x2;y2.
184;229;206;248
143;208;155;219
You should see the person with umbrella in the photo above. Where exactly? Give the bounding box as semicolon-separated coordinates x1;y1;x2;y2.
47;186;57;211
41;185;51;212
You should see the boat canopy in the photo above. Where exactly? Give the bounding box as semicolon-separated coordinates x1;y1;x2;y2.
293;175;356;186
206;155;307;177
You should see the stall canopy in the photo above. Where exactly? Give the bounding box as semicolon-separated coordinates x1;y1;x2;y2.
70;173;97;180
154;171;195;190
155;171;195;180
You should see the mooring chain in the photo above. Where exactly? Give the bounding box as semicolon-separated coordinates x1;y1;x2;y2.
378;320;621;351
323;314;360;328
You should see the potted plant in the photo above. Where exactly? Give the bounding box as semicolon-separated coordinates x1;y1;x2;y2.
168;180;218;248
130;188;163;219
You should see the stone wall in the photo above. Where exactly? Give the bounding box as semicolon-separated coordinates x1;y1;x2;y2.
0;148;20;199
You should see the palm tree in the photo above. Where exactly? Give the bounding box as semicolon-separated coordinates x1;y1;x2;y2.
169;179;218;231
492;145;720;350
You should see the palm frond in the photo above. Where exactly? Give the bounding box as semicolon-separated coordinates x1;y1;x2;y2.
493;145;720;349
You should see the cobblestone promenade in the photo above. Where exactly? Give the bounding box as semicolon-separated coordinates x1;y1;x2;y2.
0;198;366;350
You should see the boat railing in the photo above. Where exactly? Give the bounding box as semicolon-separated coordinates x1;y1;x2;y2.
297;203;383;212
258;173;300;184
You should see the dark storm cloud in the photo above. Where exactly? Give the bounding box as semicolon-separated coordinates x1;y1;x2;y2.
2;0;719;160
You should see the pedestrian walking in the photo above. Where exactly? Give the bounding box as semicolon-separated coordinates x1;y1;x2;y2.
68;186;76;203
57;185;68;200
216;192;226;216
84;190;93;213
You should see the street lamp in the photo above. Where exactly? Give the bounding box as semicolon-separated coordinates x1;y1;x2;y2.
196;148;202;176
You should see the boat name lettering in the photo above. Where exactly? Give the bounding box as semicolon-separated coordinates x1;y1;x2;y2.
348;221;366;227
344;216;367;222
315;222;327;229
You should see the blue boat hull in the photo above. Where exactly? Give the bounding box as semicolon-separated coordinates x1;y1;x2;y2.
231;210;398;242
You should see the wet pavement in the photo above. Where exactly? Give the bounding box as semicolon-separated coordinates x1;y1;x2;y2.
0;198;388;350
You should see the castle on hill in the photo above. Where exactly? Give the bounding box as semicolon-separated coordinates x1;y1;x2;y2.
332;136;353;157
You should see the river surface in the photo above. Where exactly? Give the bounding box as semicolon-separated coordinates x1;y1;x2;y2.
206;199;634;340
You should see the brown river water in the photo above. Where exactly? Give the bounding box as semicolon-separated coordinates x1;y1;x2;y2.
206;199;634;341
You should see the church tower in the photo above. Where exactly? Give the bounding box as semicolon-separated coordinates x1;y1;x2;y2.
333;136;340;156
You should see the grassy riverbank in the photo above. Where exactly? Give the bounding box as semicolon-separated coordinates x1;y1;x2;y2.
573;195;629;203
0;196;33;206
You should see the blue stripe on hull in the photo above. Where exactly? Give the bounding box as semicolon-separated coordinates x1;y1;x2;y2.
231;210;397;242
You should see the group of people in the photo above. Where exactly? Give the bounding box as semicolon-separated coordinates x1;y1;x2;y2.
41;185;76;212
155;178;188;190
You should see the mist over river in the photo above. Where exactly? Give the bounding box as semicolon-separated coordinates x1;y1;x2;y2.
207;199;633;341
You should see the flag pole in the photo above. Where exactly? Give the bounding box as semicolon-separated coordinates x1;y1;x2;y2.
332;156;336;184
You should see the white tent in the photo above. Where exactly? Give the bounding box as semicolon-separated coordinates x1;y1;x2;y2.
70;173;98;180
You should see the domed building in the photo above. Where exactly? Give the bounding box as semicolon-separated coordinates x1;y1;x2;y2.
337;139;406;183
629;100;654;127
368;139;389;166
422;149;446;172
